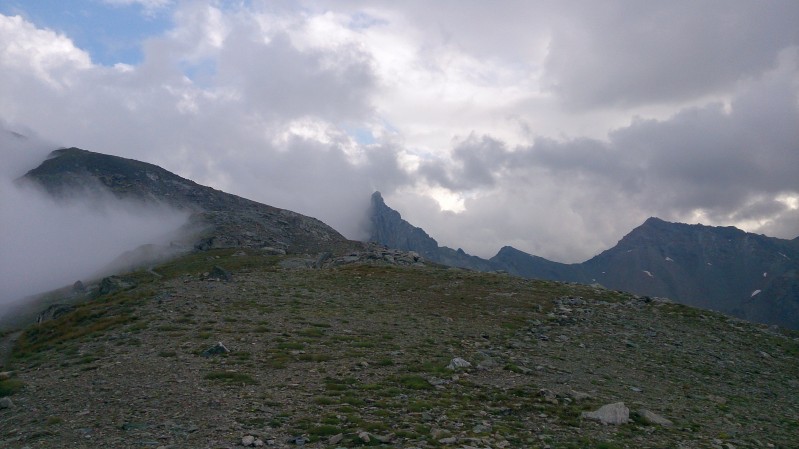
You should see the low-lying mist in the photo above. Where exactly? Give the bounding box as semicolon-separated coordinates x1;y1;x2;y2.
0;126;190;313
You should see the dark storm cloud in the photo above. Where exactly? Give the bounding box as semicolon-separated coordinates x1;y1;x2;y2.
543;0;799;108
418;135;509;190
414;57;799;257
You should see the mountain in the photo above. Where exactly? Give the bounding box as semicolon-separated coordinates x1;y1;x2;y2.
21;147;353;255
490;246;580;281
370;194;799;329
368;191;494;271
578;217;799;328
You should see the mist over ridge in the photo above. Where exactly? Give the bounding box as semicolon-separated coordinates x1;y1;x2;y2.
0;127;190;309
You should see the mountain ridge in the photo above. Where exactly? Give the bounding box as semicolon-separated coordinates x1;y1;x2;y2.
370;192;799;329
22;147;355;255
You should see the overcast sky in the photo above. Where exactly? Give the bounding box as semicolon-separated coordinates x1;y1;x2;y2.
1;0;799;266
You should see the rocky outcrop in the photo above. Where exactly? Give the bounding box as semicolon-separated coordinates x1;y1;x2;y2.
35;304;75;324
98;276;137;295
368;192;494;271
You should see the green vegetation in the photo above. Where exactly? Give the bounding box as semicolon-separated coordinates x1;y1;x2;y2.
203;371;258;385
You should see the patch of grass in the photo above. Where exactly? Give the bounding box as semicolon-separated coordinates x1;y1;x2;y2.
298;353;331;362
314;396;337;405
0;378;24;397
308;425;340;436
341;394;365;406
46;416;64;425
299;328;325;338
396;375;432;390
14;309;136;359
376;358;394;366
158;350;177;357
203;371;258;385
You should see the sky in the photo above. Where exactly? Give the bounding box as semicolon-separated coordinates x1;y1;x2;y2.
1;0;799;281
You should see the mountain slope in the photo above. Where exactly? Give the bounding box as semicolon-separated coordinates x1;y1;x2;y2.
369;194;799;329
2;249;798;448
22;147;352;254
580;217;799;327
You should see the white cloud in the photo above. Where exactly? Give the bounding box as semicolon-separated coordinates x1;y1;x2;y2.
0;14;92;88
0;0;798;279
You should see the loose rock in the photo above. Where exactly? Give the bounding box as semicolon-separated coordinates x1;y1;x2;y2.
202;341;230;357
446;357;472;370
635;409;673;427
582;402;630;425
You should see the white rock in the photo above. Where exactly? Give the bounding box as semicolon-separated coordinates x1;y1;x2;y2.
582;402;629;425
446;357;472;370
241;435;255;446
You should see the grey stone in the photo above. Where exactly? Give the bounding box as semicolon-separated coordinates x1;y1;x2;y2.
568;390;591;401
99;275;137;294
373;433;394;443
205;265;232;282
636;409;674;427
328;433;344;444
242;435;255;446
539;388;558;404
0;397;13;409
288;436;308;445
202;341;230;357
582;402;629;425
72;280;86;293
446;357;472;370
36;304;75;324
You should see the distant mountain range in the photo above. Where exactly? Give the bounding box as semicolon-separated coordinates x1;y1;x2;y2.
369;191;799;329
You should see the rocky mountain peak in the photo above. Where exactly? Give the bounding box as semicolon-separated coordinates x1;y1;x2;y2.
22;147;353;255
368;191;494;271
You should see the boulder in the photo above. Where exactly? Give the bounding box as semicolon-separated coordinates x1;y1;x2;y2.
202;341;230;357
446;357;472;370
72;280;86;293
204;265;232;282
582;402;629;425
99;276;137;294
36;304;75;324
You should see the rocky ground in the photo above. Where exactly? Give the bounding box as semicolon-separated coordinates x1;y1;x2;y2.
1;248;798;448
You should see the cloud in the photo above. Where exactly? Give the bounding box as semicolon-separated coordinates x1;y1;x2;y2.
0;1;797;272
542;0;799;109
0;125;190;308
